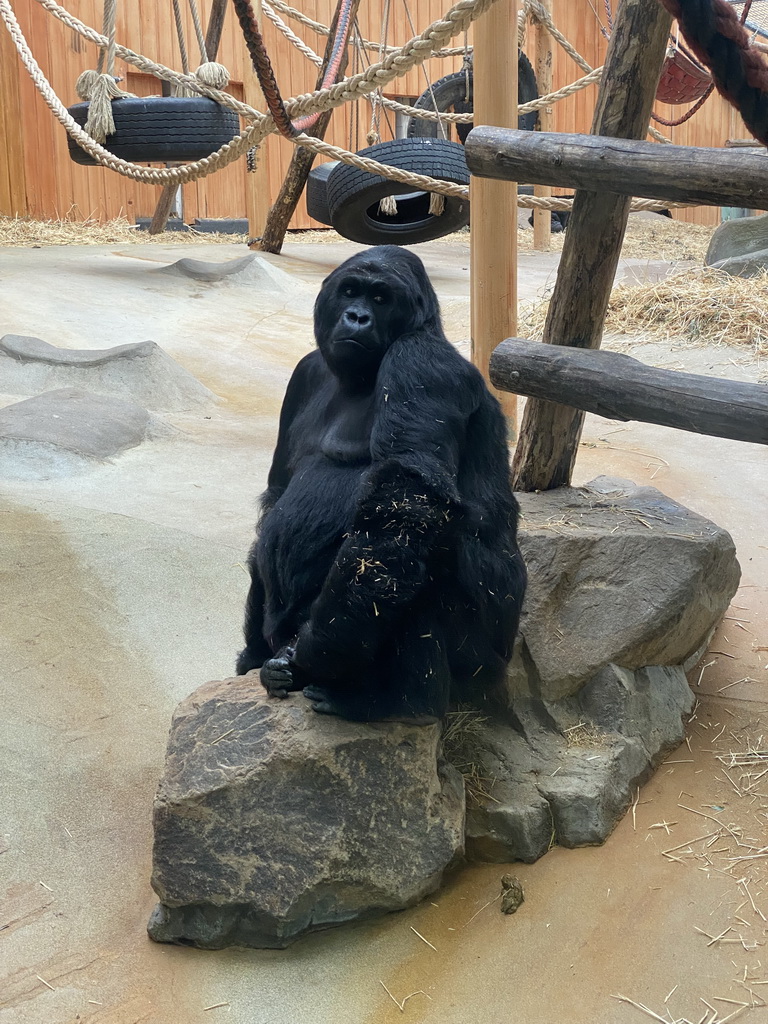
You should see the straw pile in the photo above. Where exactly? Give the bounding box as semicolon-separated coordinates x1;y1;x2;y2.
521;267;768;356
0;215;246;247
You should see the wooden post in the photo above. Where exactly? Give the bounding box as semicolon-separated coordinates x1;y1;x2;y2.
242;0;272;244
204;0;229;58
532;0;552;250
148;0;229;236
470;0;519;430
509;0;672;491
253;0;362;254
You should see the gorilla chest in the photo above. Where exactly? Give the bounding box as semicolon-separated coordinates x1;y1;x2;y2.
317;390;376;465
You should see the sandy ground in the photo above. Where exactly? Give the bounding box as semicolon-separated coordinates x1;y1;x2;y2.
1;232;766;1024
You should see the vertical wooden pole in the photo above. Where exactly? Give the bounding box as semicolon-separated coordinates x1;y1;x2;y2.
148;0;230;236
242;0;271;242
532;0;552;250
470;0;519;430
511;0;672;492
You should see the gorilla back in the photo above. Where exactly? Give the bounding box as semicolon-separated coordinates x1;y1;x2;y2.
237;246;526;724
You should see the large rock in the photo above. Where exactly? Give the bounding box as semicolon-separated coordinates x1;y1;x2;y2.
462;476;740;862
705;212;768;276
512;476;740;701
0;334;216;411
0;387;164;479
148;677;465;949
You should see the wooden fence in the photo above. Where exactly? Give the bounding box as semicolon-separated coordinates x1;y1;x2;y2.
0;0;746;228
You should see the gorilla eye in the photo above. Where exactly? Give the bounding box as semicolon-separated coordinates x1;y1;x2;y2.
342;285;355;297
372;293;388;304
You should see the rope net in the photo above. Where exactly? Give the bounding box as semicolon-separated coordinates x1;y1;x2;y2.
0;0;688;212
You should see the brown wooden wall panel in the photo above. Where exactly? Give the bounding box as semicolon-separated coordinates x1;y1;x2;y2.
0;0;756;228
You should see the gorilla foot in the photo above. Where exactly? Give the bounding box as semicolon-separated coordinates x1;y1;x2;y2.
303;684;440;725
260;653;301;699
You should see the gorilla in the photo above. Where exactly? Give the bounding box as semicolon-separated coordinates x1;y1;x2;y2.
236;246;526;724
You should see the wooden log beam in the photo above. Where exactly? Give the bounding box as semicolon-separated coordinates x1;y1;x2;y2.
466;129;768;210
490;339;768;446
502;0;673;492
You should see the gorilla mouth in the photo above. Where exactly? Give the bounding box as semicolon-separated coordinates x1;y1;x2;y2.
336;338;372;351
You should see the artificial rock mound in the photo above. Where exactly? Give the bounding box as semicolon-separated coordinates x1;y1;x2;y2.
149;477;739;948
149;679;464;949
0;334;216;411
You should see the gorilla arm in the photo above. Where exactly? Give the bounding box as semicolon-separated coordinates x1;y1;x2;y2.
291;335;480;681
237;352;323;676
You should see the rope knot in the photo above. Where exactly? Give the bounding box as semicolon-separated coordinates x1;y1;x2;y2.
195;62;231;89
75;69;135;143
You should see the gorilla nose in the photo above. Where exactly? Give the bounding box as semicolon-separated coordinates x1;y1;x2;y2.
344;309;371;327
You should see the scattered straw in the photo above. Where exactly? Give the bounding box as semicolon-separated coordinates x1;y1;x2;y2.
409;926;437;951
521;266;768;355
0;214;247;247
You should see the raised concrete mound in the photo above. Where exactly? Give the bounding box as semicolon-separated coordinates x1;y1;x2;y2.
0;335;217;412
156;253;311;299
0;387;163;479
705;212;768;277
464;476;740;862
148;678;465;950
149;477;739;945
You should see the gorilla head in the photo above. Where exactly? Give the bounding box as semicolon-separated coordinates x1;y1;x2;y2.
314;246;441;383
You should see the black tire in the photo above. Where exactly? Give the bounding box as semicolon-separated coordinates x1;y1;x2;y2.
407;50;539;143
305;161;339;226
67;97;240;166
326;138;470;246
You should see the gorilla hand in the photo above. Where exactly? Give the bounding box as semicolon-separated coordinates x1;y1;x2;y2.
260;645;302;699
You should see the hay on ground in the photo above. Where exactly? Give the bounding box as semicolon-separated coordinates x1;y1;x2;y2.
521;267;768;356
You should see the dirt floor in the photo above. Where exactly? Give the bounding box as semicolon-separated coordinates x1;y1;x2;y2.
1;223;766;1024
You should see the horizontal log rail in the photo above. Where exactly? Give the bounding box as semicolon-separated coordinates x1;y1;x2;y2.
490;339;768;445
465;128;768;210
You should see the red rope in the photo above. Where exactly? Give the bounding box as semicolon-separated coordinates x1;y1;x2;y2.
656;0;768;145
230;0;356;140
651;82;714;127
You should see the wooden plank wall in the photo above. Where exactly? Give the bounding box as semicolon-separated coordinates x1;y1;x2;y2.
0;0;750;228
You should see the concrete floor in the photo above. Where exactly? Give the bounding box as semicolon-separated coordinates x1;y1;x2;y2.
1;235;767;1024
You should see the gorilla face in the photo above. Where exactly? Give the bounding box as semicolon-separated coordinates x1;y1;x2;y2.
314;246;441;383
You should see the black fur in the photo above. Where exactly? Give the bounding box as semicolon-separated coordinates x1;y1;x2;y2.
237;246;526;723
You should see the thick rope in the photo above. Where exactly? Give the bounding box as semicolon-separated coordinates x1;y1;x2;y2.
262;0;323;67
657;0;768;145
232;0;299;137
4;0;507;183
75;0;135;142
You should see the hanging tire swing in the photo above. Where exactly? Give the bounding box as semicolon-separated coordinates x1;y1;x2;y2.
67;97;240;166
407;50;539;143
323;138;470;246
67;0;239;166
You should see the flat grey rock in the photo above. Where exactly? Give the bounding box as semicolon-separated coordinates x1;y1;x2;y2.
148;678;464;950
0;335;216;411
0;388;152;478
709;248;768;278
464;663;694;861
705;212;768;267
